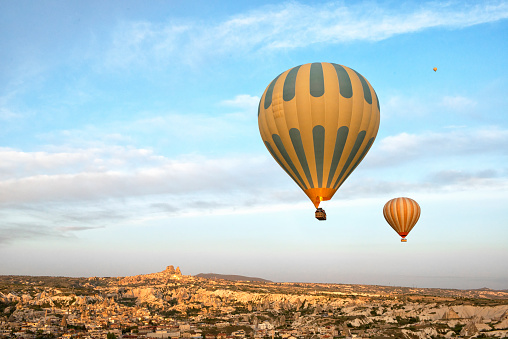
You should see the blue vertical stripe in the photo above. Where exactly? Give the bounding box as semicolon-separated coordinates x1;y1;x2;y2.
332;63;352;98
283;66;301;101
272;134;308;190
326;126;349;188
313;125;325;188
264;74;281;109
374;88;380;111
333;130;366;189
309;63;325;97
352;70;372;105
289;128;314;188
339;137;375;185
264;141;305;191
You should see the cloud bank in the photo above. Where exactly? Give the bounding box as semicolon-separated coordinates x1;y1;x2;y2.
1;121;507;245
104;1;508;68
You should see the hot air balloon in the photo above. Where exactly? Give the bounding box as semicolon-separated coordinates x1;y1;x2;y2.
383;197;421;242
433;67;437;72
258;62;380;220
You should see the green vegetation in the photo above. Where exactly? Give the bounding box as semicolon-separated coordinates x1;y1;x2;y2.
450;297;508;306
160;309;181;318
0;301;16;316
452;323;464;335
35;333;56;339
67;324;86;331
122;326;138;334
396;316;420;325
200;325;252;337
117;298;137;307
186;307;201;316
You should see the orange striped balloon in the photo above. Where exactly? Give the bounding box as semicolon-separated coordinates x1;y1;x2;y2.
383;197;421;242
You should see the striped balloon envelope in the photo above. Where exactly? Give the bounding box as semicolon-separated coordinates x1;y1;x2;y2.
383;197;421;242
258;62;380;213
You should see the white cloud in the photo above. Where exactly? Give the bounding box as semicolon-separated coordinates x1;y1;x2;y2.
441;95;477;112
0;146;164;180
33;102;260;158
0;224;61;245
429;169;498;183
0;107;21;120
220;94;259;111
343;168;507;197
104;21;192;69
368;126;508;167
2;120;508;245
103;1;508;68
0;148;276;205
2;125;507;207
382;95;429;119
0;90;26;120
382;93;481;120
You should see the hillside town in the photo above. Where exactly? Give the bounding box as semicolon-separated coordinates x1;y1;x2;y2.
1;266;508;339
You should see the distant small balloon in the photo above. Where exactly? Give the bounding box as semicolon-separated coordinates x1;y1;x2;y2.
433;67;437;72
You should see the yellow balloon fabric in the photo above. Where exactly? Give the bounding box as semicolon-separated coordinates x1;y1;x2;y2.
383;197;421;240
258;62;380;208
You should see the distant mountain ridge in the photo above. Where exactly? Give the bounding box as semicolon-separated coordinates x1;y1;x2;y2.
195;273;272;283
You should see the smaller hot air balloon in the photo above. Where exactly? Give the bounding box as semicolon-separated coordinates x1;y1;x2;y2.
433;67;437;72
383;197;421;242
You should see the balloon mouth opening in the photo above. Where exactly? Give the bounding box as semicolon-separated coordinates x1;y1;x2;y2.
399;233;408;242
304;188;336;208
314;196;330;208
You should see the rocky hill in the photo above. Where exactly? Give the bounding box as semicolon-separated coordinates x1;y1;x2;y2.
1;266;508;339
195;273;272;283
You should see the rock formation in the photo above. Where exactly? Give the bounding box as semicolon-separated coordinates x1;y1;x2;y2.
442;307;460;319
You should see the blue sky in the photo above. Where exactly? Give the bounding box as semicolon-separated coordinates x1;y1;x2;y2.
1;0;507;290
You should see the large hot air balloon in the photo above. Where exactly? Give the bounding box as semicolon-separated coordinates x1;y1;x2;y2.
433;67;437;72
258;62;380;220
383;197;421;242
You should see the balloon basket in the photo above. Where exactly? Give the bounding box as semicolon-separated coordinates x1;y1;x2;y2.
401;238;407;242
315;208;326;221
